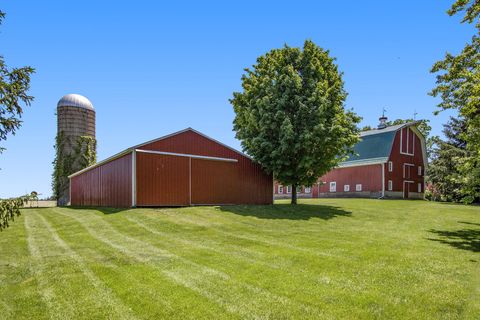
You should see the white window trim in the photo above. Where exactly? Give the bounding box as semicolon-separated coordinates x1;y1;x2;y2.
400;127;415;156
418;166;422;176
304;187;311;194
388;161;393;172
355;184;362;192
286;185;292;194
388;180;393;191
278;185;284;194
418;183;422;193
329;182;336;192
344;184;350;192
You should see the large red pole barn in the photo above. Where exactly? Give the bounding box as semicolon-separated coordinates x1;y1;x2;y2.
69;128;273;207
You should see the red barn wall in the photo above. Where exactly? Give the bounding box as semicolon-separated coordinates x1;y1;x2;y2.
386;128;425;196
136;153;190;206
70;153;132;207
138;130;273;205
317;164;383;196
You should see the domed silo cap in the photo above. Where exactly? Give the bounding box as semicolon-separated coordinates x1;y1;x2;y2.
57;94;94;110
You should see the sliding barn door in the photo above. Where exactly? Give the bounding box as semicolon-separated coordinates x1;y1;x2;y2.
136;152;190;206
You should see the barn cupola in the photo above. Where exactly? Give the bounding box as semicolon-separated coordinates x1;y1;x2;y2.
378;108;388;129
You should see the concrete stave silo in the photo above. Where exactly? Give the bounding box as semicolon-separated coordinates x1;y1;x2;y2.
54;94;96;206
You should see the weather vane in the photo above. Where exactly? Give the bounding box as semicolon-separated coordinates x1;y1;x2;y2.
413;110;418;120
382;107;387;118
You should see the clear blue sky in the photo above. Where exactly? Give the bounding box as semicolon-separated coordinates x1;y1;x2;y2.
0;1;474;198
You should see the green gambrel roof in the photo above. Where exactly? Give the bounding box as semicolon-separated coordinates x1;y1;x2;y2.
340;122;418;165
344;130;396;163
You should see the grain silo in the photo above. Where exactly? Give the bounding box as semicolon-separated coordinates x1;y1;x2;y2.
54;94;96;206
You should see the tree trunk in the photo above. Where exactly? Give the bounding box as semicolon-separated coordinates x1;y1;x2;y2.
291;183;297;205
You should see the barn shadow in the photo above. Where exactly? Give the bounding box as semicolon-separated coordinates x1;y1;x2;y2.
427;226;480;253
217;203;351;221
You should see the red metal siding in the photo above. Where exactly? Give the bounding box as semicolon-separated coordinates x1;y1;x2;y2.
70;153;132;207
70;129;273;207
136;152;190;206
191;159;237;204
138;130;273;205
318;164;382;193
386;128;425;194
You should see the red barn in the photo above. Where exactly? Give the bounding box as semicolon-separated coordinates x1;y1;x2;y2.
69;128;273;207
274;119;427;199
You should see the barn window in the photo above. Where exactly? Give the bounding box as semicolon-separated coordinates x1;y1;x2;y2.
278;185;284;194
344;184;350;192
356;184;362;192
329;182;336;192
296;186;302;193
388;180;393;191
418;183;422;193
286;186;292;193
418;166;422;176
400;128;415;155
304;187;311;193
388;161;393;172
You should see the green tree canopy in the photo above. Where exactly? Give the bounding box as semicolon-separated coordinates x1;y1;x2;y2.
430;0;480;203
428;117;468;202
231;40;360;204
0;11;35;153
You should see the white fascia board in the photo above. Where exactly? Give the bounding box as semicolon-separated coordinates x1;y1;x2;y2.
338;157;388;168
68;148;133;178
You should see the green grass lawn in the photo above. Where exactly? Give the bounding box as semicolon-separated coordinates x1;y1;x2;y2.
0;199;479;319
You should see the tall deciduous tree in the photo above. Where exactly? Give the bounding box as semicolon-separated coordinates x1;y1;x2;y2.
0;11;35;153
430;0;480;203
231;40;360;204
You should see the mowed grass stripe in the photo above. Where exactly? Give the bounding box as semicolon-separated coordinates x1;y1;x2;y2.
112;203;480;319
24;211;73;319
121;210;380;306
41;209;224;319
124;215;279;269
121;207;405;315
24;211;136;320
140;207;356;259
33;212;137;320
0;214;48;319
54;208;324;319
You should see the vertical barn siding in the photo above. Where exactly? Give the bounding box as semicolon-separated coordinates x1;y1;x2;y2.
70;153;132;207
139;130;273;205
318;164;382;194
191;159;237;204
136;153;190;206
386;129;425;193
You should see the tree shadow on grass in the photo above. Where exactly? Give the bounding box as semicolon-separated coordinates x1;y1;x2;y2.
217;203;351;221
428;228;480;253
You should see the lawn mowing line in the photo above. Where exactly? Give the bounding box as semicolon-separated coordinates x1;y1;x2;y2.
153;212;340;259
57;208;322;318
53;208;227;278
35;212;138;320
126;213;361;304
42;210;181;316
24;211;74;320
124;215;279;270
129;212;267;259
